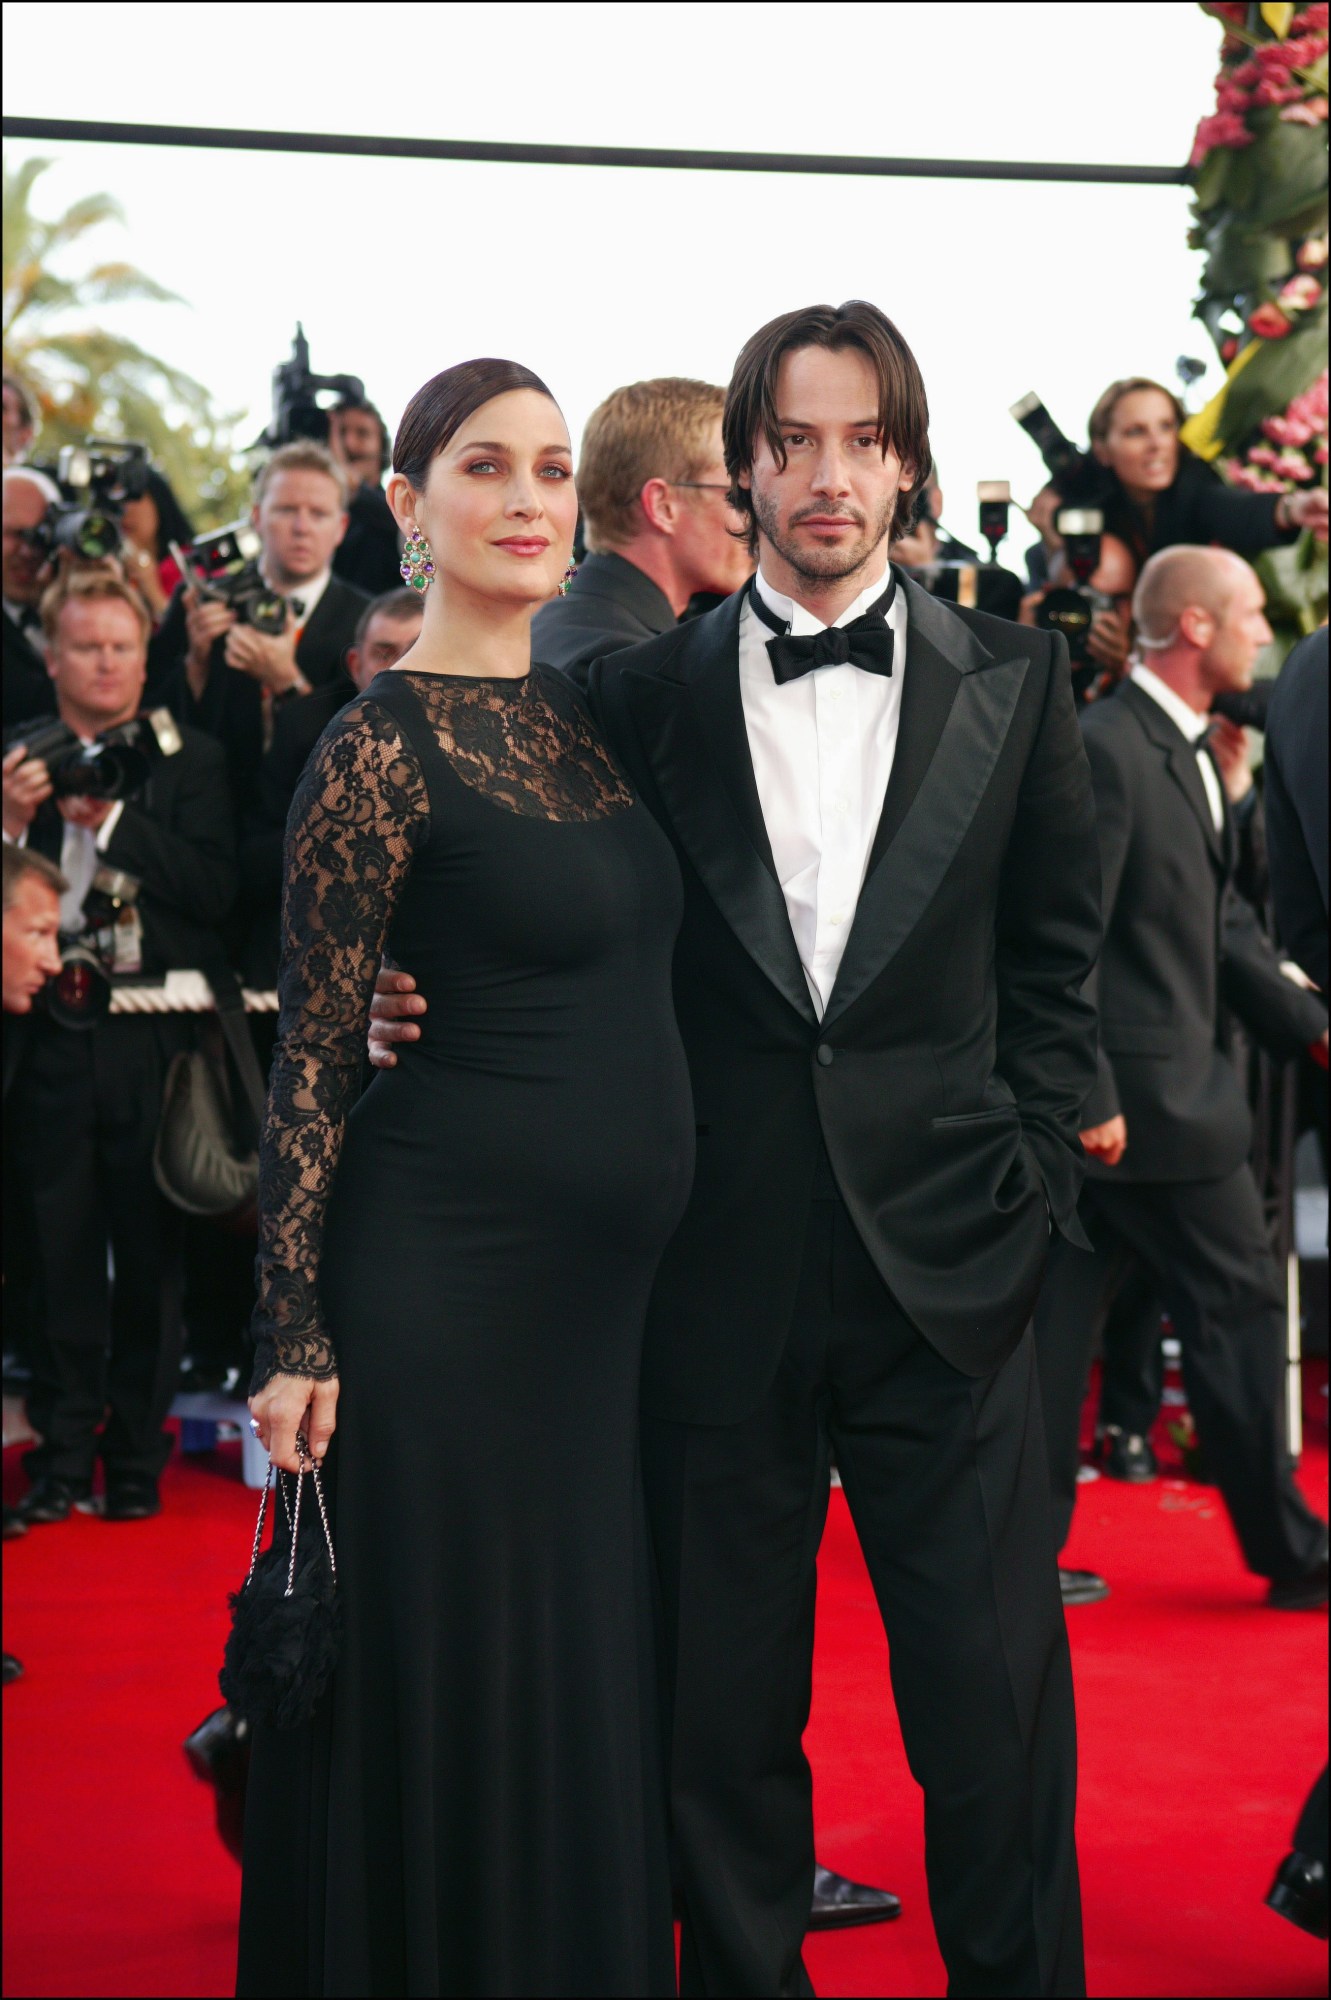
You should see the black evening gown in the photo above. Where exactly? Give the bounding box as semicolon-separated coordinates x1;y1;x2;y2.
236;665;694;1998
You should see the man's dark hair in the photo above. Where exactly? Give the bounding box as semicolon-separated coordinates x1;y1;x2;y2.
393;360;556;490
722;301;932;544
353;585;424;653
333;395;392;477
2;842;66;909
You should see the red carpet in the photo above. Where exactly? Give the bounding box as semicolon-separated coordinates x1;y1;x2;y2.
3;1384;1327;2000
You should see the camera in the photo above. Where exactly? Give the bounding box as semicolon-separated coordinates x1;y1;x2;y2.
45;865;144;1030
1009;393;1111;509
170;522;291;636
3;708;183;802
27;441;150;563
262;324;366;450
1210;682;1273;731
909;559;1024;622
1033;507;1113;671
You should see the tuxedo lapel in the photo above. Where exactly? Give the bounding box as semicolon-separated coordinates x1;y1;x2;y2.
628;595;817;1027
1122;681;1224;870
823;580;1030;1029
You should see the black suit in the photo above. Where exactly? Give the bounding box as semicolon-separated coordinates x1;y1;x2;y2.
333;482;403;598
1263;628;1328;993
583;573;1099;1996
532;549;675;676
2;604;56;728
8;726;238;1491
1034;677;1327;1580
238;680;353;988
151;574;367;807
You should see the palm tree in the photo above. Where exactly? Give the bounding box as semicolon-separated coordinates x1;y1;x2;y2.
2;154;250;523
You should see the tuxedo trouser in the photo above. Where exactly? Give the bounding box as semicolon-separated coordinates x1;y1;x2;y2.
1095;1250;1169;1439
642;1194;1085;2000
1034;1169;1327;1581
6;1013;186;1487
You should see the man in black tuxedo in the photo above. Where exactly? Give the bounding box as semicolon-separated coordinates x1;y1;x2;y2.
1034;547;1328;1609
238;586;422;988
151;441;367;807
2;465;61;728
2;570;236;1525
374;302;1100;1995
532;378;753;677
1263;625;1328;995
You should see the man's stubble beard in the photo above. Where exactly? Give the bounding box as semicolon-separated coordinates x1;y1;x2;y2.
750;484;896;595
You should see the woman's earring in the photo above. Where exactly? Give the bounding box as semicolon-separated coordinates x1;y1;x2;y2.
401;526;435;593
558;560;577;597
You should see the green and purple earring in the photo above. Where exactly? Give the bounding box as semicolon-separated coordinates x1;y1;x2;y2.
558;560;577;596
400;526;435;593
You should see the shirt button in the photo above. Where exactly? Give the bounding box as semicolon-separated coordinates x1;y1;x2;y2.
828;911;846;927
816;1044;835;1067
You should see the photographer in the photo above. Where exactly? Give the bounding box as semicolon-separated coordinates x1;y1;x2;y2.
152;441;367;804
328;397;403;596
237;584;423;987
3;466;61;727
1018;529;1138;704
1086;376;1328;565
3;571;236;1527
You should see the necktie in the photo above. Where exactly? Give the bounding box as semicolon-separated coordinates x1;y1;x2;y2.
750;575;896;685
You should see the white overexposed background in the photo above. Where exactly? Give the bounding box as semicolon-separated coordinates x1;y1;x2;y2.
4;0;1224;557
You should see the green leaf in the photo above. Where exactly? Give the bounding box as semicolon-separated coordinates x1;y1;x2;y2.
1256;541;1329;626
1198;217;1294;295
1235;116;1329;229
1217;301;1329;447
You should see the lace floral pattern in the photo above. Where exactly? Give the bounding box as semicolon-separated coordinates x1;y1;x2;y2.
249;670;634;1392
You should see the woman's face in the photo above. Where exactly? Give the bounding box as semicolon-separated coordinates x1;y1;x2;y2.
389;389;576;607
1095;389;1180;499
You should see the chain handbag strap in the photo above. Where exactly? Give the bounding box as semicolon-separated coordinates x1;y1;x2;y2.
242;1429;337;1599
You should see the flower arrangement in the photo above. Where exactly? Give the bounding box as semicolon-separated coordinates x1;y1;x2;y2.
1185;2;1328;635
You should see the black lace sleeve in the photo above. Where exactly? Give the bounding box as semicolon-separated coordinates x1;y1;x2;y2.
249;695;428;1393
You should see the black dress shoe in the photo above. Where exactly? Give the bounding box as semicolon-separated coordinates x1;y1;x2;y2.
1059;1567;1110;1606
103;1477;161;1522
183;1704;251;1863
808;1864;901;1930
1267;1558;1329;1611
2;1653;23;1684
2;1505;27;1540
1100;1426;1158;1483
1266;1851;1330;1939
14;1477;88;1526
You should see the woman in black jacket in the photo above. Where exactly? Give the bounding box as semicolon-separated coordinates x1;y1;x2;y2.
1085;375;1327;566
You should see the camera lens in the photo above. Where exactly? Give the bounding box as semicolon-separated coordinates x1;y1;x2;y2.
1035;586;1093;663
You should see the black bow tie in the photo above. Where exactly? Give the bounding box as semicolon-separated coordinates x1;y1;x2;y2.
750;575;896;685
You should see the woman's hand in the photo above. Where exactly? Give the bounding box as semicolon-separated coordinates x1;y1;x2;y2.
249;1373;339;1474
368;966;426;1069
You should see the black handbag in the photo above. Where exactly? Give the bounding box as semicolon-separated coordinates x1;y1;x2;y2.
220;1431;341;1729
154;953;267;1219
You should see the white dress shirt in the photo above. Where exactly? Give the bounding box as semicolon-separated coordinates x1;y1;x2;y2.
1130;663;1224;833
739;562;907;1017
264;565;331;627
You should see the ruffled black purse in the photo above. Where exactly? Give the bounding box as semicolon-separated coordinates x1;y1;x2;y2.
220;1432;341;1729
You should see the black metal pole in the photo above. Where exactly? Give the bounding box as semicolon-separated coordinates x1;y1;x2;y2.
0;116;1190;186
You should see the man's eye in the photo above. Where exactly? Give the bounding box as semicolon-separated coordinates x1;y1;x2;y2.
783;433;808;447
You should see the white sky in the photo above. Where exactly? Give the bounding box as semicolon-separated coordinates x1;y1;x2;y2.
4;0;1225;554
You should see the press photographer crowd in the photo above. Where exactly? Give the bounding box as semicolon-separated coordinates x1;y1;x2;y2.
2;325;1329;1948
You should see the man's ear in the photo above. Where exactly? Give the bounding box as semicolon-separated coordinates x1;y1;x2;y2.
639;477;677;536
1178;604;1214;649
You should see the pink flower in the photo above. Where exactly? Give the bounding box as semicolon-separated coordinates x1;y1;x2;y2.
1278;272;1323;309
1292;6;1329;31
1220;336;1240;362
1296;234;1329;269
1315;444;1330;465
1190;110;1254;164
1249;302;1294;337
1262;414;1317;446
1281;95;1330;122
1249;443;1281;466
1254;77;1305;104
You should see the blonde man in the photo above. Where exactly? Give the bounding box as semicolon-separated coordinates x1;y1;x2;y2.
532;378;753;677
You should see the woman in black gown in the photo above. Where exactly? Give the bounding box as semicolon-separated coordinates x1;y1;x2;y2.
239;360;694;1998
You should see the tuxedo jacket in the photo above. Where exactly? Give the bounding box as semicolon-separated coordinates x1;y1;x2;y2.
1262;627;1328;993
28;723;237;979
532;551;676;677
238;680;354;988
1079;677;1325;1184
2;606;57;730
583;572;1102;1419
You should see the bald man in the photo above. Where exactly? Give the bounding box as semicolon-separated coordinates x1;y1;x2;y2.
1033;546;1329;1608
2;465;61;727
